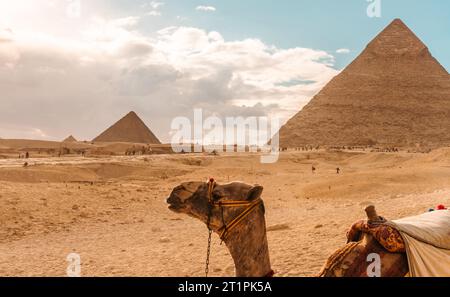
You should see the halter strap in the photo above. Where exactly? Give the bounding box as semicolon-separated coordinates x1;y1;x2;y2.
217;198;262;241
207;178;262;241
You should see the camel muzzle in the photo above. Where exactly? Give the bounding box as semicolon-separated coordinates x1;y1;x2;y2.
166;194;183;211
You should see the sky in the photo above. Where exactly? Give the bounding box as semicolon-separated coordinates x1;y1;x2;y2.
0;0;449;142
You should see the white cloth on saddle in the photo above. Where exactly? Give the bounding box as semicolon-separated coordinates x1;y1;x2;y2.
388;210;450;277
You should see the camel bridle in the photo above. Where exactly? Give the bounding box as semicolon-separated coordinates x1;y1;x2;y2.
207;179;263;241
204;178;268;277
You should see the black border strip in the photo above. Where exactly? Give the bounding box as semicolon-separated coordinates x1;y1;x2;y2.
0;277;449;295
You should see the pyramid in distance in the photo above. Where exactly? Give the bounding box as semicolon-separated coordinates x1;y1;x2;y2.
279;19;450;148
93;111;161;144
63;135;77;143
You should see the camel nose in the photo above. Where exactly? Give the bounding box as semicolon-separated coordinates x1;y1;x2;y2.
167;194;181;207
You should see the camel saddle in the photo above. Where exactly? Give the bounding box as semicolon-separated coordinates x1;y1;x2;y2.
348;208;450;277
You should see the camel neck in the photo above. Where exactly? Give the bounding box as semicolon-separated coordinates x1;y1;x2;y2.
222;208;271;277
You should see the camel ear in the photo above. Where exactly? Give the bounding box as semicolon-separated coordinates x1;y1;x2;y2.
247;185;263;201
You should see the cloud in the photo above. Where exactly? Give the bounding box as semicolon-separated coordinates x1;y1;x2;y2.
196;5;216;12
141;1;164;9
143;1;164;16
176;16;188;22
0;123;54;140
150;1;164;9
146;11;161;16
336;48;350;54
110;16;141;28
0;20;339;142
0;28;14;42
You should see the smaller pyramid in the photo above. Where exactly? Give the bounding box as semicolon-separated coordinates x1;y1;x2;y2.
63;135;77;143
93;111;161;144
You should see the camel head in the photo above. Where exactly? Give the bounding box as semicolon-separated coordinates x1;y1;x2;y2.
167;180;272;277
167;181;264;232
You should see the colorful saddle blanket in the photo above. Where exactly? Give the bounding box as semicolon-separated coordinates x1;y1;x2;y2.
348;210;450;277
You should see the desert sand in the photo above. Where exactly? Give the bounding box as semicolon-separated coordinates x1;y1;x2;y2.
1;143;449;277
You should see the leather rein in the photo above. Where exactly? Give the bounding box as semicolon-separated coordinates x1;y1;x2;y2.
204;178;274;278
206;178;263;241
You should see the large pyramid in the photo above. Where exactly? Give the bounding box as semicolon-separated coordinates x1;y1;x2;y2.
279;19;450;148
93;111;161;144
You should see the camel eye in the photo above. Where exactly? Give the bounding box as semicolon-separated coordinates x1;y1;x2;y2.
212;192;222;201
